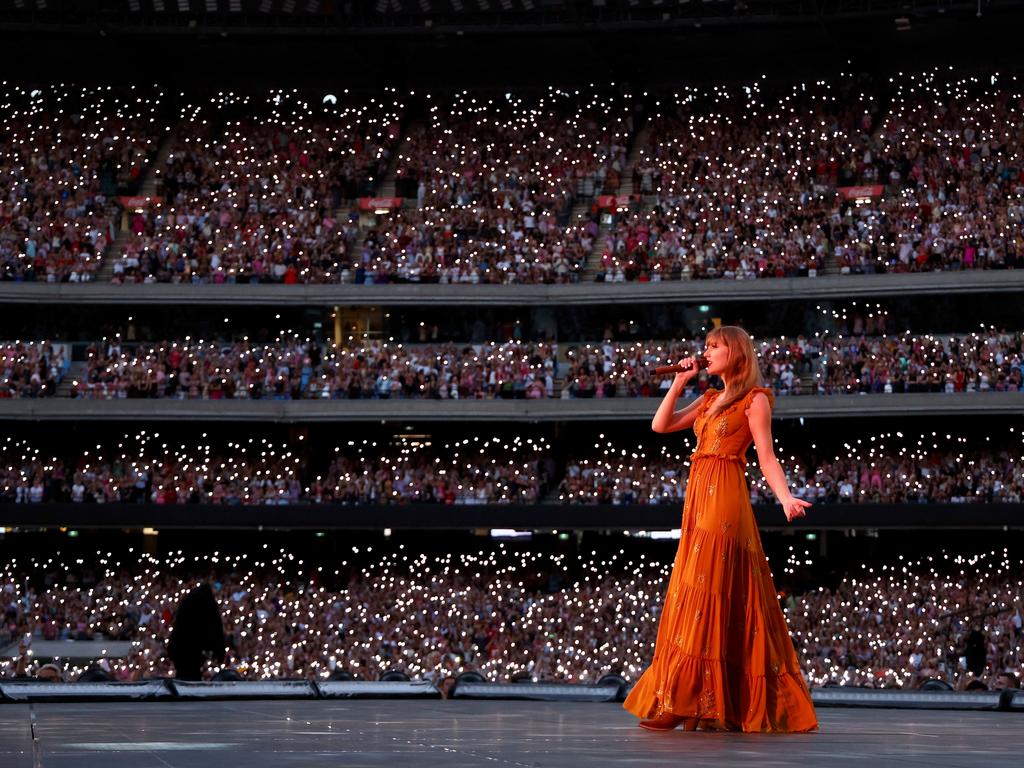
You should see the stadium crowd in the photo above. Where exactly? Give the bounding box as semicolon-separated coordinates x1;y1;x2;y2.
3;73;1020;285
354;89;632;284
71;337;559;400
0;341;69;398
1;427;1019;506
0;84;164;282
110;90;401;284
602;71;1022;281
559;429;1024;505
3;325;1009;400
0;433;553;505
0;546;1020;693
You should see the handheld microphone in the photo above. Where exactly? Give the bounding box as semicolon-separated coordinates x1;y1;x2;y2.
653;357;710;376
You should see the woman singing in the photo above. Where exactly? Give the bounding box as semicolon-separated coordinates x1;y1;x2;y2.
623;325;818;733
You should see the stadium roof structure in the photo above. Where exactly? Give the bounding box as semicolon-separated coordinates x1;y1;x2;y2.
0;0;1021;35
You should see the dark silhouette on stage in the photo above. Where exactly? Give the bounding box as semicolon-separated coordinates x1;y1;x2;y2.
167;583;226;681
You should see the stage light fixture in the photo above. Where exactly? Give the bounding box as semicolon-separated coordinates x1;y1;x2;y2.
375;0;387;12
282;0;295;11
153;0;165;11
206;0;217;12
522;0;533;9
230;0;241;9
259;0;273;12
178;0;189;12
450;0;462;8
500;0;511;9
129;0;141;11
477;0;489;9
306;0;321;11
419;0;429;11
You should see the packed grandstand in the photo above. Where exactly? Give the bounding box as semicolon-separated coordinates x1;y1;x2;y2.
0;543;1020;693
1;69;1021;285
0;63;1021;700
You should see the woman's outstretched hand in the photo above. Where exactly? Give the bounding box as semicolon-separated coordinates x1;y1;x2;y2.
781;496;811;523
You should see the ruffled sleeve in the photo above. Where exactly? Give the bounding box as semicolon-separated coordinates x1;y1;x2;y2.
743;386;775;412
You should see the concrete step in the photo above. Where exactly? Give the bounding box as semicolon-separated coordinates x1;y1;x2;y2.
582;227;612;281
377;119;424;199
580;118;649;279
138;125;178;199
56;361;87;398
99;126;177;282
96;227;135;283
616;118;650;198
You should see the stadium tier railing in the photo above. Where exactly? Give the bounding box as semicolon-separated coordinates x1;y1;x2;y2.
0;270;1020;306
0;392;1019;421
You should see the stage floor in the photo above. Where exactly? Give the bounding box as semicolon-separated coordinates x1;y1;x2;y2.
1;699;1021;767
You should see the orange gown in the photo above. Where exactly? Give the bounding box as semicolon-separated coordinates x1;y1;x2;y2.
623;386;818;733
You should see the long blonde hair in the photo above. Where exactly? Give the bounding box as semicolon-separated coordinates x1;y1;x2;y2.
705;325;774;414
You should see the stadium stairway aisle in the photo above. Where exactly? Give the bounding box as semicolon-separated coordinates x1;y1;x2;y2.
54;361;86;398
582;119;650;282
96;126;177;283
377;119;424;200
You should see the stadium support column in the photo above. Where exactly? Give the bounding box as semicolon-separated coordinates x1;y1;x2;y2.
334;306;342;346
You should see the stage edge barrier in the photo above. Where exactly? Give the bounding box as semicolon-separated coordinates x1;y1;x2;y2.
810;687;1014;710
168;679;319;699
1;682;1021;708
315;680;442;698
450;682;622;702
0;680;173;702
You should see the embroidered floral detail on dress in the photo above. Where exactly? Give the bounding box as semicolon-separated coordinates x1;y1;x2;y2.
709;416;728;453
694;542;702;553
695;609;703;620
696;687;718;719
771;661;781;676
697;573;706;584
707;483;716;497
720;521;732;532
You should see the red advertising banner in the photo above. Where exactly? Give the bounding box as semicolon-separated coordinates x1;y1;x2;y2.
595;194;640;210
357;197;403;211
836;185;884;200
119;196;160;209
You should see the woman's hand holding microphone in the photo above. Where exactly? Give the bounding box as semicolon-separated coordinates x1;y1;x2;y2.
672;356;702;394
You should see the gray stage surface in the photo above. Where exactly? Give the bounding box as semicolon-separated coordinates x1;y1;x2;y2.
1;699;1021;768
